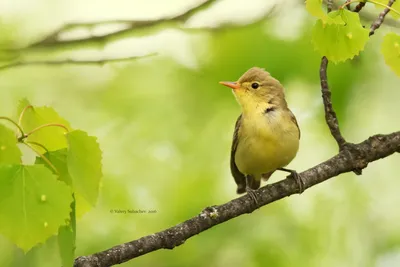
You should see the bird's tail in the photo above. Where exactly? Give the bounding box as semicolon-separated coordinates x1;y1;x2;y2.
261;171;274;181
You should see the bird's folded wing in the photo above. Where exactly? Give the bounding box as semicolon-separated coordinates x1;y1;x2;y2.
289;110;301;139
230;114;246;193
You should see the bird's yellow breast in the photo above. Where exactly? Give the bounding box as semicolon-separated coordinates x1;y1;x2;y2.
235;109;299;178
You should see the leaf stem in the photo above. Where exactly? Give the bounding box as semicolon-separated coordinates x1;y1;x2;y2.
0;116;25;136
24;123;69;138
340;0;363;9
340;0;400;16
18;105;33;126
23;142;59;175
26;141;49;153
367;0;400;16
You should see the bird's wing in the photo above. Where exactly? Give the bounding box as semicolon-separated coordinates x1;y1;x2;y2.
230;114;246;194
289;110;301;139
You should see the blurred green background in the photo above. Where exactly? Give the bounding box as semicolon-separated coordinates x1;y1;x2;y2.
1;0;400;266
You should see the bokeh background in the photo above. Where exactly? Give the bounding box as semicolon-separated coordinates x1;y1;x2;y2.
1;0;400;266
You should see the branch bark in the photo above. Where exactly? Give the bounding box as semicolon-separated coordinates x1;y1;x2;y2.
319;56;348;150
354;2;366;12
370;0;397;36
27;0;218;49
0;54;155;72
74;131;400;267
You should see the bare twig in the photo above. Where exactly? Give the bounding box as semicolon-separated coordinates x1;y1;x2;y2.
74;131;400;267
319;57;348;150
354;2;366;12
319;2;348;150
318;0;395;151
0;0;278;55
370;0;396;36
327;0;334;11
24;0;218;49
0;54;156;72
345;0;352;10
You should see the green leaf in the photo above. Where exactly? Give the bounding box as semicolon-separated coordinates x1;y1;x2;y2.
311;9;369;63
58;197;76;267
35;149;72;186
17;99;72;152
305;0;345;24
66;130;102;206
306;0;327;19
373;0;400;19
0;124;21;164
381;33;400;77
0;165;73;252
35;149;93;217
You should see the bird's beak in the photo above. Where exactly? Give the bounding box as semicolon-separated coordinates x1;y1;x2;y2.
219;81;240;90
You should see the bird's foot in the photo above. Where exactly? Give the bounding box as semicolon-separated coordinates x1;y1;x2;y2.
278;168;304;194
246;186;259;207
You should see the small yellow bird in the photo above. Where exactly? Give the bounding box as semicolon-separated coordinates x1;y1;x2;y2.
220;67;302;199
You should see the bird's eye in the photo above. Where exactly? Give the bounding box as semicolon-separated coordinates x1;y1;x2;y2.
251;83;259;89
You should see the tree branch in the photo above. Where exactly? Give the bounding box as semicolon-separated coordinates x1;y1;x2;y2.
318;0;395;151
0;0;277;71
74;131;400;267
318;0;348;151
0;54;156;72
354;2;366;12
319;56;348;150
26;0;218;49
370;0;396;36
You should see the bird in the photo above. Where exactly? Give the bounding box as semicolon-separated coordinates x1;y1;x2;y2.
219;67;302;201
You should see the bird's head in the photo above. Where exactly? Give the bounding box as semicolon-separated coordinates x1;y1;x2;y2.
219;67;286;112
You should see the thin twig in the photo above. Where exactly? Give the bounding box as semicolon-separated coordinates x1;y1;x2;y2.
327;0;334;12
0;0;278;55
370;0;396;36
22;0;218;49
0;53;156;72
74;131;400;267
354;2;366;12
368;0;400;16
319;57;347;150
340;0;359;9
345;0;352;10
319;0;397;150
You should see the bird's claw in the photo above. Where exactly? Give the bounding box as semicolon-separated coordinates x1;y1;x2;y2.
278;168;304;194
289;171;304;194
246;187;259;207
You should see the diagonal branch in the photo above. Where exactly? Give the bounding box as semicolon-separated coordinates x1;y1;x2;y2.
74;131;400;267
370;0;397;36
0;53;156;72
27;0;218;49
